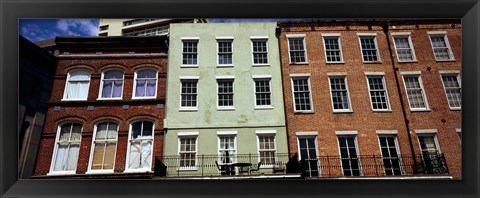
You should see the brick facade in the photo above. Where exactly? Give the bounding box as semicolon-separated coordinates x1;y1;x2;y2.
33;36;168;178
278;20;461;179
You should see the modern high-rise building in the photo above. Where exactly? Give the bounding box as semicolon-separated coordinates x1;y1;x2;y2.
97;19;207;36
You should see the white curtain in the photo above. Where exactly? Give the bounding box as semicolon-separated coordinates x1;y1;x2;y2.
67;71;90;99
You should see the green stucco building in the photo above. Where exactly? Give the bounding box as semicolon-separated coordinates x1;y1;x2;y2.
164;23;288;176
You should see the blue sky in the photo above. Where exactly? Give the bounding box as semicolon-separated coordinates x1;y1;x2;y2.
20;19;314;42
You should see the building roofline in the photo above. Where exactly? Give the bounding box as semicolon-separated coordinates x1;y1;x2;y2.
277;18;461;28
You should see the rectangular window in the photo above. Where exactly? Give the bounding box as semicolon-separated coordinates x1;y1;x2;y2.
367;75;390;110
217;39;233;65
179;137;197;168
403;75;429;110
89;121;118;173
258;135;276;166
359;36;380;62
393;35;416;62
254;78;272;108
252;39;269;65
182;40;198;65
329;76;351;112
323;36;343;63
217;79;234;109
100;70;124;99
338;136;361;176
378;136;402;175
418;135;440;157
64;70;90;100
180;80;198;110
126;121;153;171
429;34;454;61
291;77;312;112
440;74;461;109
133;69;157;99
288;37;307;63
50;123;82;174
218;136;236;165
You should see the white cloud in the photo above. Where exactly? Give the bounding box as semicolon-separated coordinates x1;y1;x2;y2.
56;19;98;36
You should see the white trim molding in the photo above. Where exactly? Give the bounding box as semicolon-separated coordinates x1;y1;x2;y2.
427;31;447;35
376;130;398;135
296;131;318;136
256;130;277;135
327;72;347;76
286;34;306;38
217;131;238;135
357;32;377;36
178;132;199;136
289;73;311;77
181;37;200;40
400;71;422;75
179;76;200;80
335;130;358;135
252;74;272;79
391;32;411;36
216;36;234;40
415;129;438;134
364;72;385;76
439;70;461;74
455;128;461;133
321;33;341;37
250;36;269;39
215;75;235;79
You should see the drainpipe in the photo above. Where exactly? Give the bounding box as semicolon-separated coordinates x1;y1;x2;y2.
382;22;418;174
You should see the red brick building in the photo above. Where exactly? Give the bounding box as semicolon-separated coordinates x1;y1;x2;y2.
33;36;168;178
278;19;461;179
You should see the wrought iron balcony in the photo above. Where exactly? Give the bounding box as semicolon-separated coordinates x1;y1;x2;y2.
153;153;448;178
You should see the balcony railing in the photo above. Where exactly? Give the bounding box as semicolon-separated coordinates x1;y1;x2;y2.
154;153;448;178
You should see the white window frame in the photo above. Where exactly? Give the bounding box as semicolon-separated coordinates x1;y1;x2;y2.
401;72;430;111
439;71;461;110
365;72;391;111
179;76;199;111
62;69;91;101
328;74;352;113
253;75;273;109
216;37;234;67
415;129;442;155
132;69;158;100
256;130;277;168
180;37;199;67
251;36;270;66
391;32;417;62
98;69;124;100
177;132;198;171
427;32;455;61
86;121;118;174
357;33;381;63
322;33;344;63
124;120;155;173
456;128;462;142
290;74;314;113
217;131;238;165
48;122;82;175
336;133;362;176
286;34;308;64
296;132;321;177
216;76;235;110
376;133;403;175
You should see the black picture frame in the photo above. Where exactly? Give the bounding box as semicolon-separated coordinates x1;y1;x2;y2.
2;0;479;197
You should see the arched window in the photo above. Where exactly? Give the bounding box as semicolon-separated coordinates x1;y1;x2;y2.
63;70;90;100
49;122;82;174
88;121;118;173
99;70;124;99
125;120;154;171
133;69;157;99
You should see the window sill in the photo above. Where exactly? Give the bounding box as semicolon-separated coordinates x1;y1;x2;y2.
123;169;153;173
217;107;235;111
372;109;393;113
47;171;76;176
398;60;418;63
449;107;461;111
176;167;198;171
410;109;431;112
435;59;456;62
326;61;345;64
253;64;270;67
217;64;234;67
85;170;114;174
333;110;353;113
179;107;198;112
131;97;157;100
97;97;123;101
289;62;309;65
255;106;274;110
362;61;382;64
180;65;199;68
61;98;88;101
294;110;314;114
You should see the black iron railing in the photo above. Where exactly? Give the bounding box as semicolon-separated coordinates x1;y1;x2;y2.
154;153;448;178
